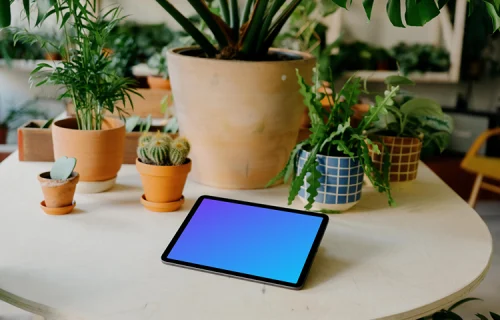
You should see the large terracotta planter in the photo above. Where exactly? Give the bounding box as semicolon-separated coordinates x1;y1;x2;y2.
38;171;79;215
370;136;422;182
167;47;315;189
297;149;364;212
52;118;125;193
147;76;171;90
136;158;191;212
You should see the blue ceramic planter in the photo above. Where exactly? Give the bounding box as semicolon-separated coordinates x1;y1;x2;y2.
297;149;364;212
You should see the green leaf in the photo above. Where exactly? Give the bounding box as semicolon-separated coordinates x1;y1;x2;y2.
330;0;349;8
23;0;30;23
0;0;11;28
400;98;443;118
476;314;489;320
448;297;483;312
288;144;320;205
491;312;500;320
320;0;340;16
437;0;450;9
316;209;342;214
405;0;440;26
485;2;500;32
363;0;374;19
241;0;270;54
305;159;322;210
387;0;405;27
384;75;415;86
42;118;54;129
51;156;77;180
266;140;307;187
419;113;453;133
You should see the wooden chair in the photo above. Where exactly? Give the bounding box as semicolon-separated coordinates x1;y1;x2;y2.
460;128;500;207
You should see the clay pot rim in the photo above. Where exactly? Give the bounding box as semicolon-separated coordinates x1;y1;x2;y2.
38;171;80;183
136;158;192;176
147;75;170;80
53;117;125;132
168;47;315;65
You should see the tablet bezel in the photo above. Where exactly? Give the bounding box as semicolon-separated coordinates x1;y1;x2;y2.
161;195;329;290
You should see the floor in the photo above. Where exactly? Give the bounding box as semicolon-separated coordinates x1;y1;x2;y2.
0;200;499;319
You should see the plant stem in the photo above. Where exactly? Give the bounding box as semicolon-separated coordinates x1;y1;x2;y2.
219;0;230;24
241;0;254;23
241;0;269;55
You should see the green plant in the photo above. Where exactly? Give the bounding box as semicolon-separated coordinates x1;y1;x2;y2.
390;42;451;75
0;100;48;129
418;297;500;320
268;69;396;210
137;133;190;166
368;76;453;154
13;1;140;130
0;28;44;61
2;1;500;60
50;156;77;180
147;46;169;79
126;115;153;133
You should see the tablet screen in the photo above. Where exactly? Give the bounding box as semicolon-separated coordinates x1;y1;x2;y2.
162;196;328;288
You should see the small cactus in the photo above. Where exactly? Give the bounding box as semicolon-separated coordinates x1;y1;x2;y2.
137;132;190;166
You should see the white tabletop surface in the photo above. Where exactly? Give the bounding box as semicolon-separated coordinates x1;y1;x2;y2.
0;153;492;320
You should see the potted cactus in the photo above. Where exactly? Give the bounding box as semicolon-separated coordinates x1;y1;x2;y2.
136;133;191;212
269;70;395;212
38;156;79;215
367;76;453;182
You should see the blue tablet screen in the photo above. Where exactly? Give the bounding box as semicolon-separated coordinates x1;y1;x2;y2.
167;198;324;283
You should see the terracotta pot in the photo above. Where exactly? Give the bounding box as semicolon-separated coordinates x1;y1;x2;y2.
38;172;79;208
44;52;61;61
0;127;7;144
52;118;125;185
167;47;315;189
136;158;192;205
298;149;364;212
147;76;171;90
370;136;422;182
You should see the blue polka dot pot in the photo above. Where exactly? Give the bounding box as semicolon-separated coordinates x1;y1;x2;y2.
297;149;364;212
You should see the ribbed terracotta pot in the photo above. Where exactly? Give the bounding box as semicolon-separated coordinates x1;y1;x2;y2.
52;118;125;192
370;136;423;182
167;47;315;189
147;76;171;90
136;158;192;204
38;172;79;208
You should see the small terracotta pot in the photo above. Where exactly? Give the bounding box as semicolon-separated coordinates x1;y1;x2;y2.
136;158;192;209
52;118;125;183
370;136;422;182
147;76;171;90
0;127;7;144
38;172;79;208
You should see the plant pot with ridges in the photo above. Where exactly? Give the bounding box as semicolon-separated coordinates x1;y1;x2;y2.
367;75;453;183
136;133;191;212
168;47;315;189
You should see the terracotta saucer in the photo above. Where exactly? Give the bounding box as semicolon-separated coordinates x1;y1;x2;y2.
140;195;184;212
40;201;76;215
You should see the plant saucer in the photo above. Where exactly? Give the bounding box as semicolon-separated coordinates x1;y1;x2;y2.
140;195;184;213
40;201;76;215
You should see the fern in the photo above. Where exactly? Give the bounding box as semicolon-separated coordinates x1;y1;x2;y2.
305;158;322;210
288;144;320;205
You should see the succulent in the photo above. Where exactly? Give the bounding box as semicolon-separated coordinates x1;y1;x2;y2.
137;133;190;166
50;156;77;180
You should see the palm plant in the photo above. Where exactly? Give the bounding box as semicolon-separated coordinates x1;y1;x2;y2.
13;1;140;130
1;1;500;60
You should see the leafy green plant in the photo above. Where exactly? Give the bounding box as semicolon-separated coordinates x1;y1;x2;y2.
268;69;396;209
390;42;451;75
137;133;190;166
0;100;48;129
50;156;77;180
13;1;140;130
125;115;153;133
418;297;500;320
368;76;453;154
147;46;169;79
0;28;44;61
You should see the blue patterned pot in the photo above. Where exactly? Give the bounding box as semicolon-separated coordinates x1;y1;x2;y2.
297;149;364;212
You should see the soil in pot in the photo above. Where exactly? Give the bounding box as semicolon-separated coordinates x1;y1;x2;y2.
370;136;422;182
147;76;171;90
136;158;192;212
38;171;79;210
168;47;316;189
52;118;125;191
0;127;7;144
297;150;365;212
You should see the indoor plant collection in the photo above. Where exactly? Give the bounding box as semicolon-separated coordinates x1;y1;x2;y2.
367;76;453;182
38;156;79;215
268;69;396;212
136;133;191;212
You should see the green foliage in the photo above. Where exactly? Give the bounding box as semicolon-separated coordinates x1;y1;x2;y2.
269;68;395;210
0;29;44;61
418;297;499;320
369;76;453;153
147;46;169;79
0;100;48;129
390;42;451;75
14;1;141;131
137;133;190;166
50;156;77;180
126;115;152;133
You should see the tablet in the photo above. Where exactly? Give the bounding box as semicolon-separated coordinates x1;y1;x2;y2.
161;195;329;290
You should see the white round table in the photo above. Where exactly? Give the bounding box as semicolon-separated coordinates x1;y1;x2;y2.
0;154;492;320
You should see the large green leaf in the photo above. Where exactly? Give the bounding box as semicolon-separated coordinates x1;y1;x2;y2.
330;0;349;8
387;0;405;27
0;0;11;28
384;75;415;86
485;1;500;32
400;98;443;118
363;0;374;19
405;0;440;26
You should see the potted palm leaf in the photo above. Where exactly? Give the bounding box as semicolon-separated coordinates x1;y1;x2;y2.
367;76;453;182
15;2;140;193
269;69;396;212
3;0;497;190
